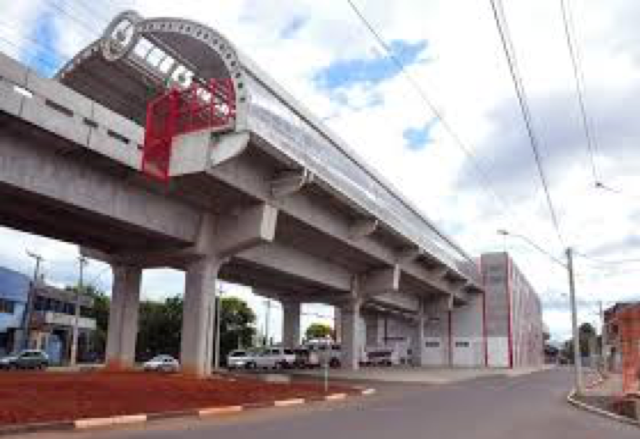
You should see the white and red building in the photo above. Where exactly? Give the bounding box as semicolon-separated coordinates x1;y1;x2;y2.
340;252;544;369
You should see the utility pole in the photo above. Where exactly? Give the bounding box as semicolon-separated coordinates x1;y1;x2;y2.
23;251;44;351
566;247;583;394
70;256;88;367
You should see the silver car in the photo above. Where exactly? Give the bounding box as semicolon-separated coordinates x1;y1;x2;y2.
143;355;180;373
227;349;258;369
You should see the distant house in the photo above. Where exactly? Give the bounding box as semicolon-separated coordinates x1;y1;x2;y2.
604;302;640;373
0;267;30;356
0;267;97;364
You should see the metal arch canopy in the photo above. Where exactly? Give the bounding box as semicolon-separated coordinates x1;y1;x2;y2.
55;11;483;287
56;11;249;126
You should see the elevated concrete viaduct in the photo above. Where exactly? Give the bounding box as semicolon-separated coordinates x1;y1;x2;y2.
0;11;483;376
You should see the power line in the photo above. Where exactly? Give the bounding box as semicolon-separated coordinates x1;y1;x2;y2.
59;0;114;27
574;250;640;267
343;0;531;239
44;0;102;39
0;35;62;73
559;0;600;185
489;0;565;249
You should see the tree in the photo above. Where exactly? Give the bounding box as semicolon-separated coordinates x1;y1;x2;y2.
134;295;256;365
136;296;183;361
562;323;599;361
305;323;333;340
219;297;256;364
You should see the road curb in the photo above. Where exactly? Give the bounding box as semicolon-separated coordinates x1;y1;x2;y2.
566;389;639;428
0;388;376;436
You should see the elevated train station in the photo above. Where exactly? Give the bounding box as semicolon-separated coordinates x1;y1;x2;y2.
0;11;542;375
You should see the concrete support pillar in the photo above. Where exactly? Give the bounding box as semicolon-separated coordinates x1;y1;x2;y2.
413;311;426;367
340;299;363;370
180;256;221;377
282;301;301;347
105;265;142;370
334;307;342;341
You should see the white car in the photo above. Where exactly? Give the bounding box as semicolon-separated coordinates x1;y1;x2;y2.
227;349;258;369
143;355;180;373
306;341;343;368
254;347;296;369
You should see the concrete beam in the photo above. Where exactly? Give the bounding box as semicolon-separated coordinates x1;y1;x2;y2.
270;169;313;198
361;265;400;297
83;203;278;267
214;204;278;258
0;128;200;244
171;131;250;176
396;246;422;265
349;218;378;240
450;281;470;305
208;157;460;295
238;243;352;291
370;291;420;313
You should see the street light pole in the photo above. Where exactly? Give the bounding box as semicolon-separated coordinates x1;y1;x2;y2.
566;247;583;394
70;256;88;367
23;251;44;351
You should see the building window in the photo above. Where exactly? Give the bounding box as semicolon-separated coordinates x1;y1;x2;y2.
425;341;440;348
0;299;15;314
455;341;470;348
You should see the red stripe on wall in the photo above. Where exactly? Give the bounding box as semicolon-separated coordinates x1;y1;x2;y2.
505;254;514;369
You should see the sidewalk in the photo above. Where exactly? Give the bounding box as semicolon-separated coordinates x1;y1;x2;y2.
287;365;555;385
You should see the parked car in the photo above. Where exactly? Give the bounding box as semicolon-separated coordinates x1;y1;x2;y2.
365;348;396;366
227;349;258;369
142;355;180;373
0;349;49;370
307;342;342;368
293;347;320;369
254;347;296;369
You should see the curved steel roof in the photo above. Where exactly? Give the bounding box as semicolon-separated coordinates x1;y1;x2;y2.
56;11;481;286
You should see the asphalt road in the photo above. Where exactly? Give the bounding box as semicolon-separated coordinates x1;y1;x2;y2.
29;368;638;439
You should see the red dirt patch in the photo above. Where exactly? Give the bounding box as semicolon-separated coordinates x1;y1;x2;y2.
0;371;350;425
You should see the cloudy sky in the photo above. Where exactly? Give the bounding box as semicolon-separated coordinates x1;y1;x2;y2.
1;0;640;342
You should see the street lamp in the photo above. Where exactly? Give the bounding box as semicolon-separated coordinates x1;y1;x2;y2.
498;229;583;394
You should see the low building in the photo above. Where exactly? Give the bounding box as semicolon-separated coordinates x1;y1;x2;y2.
338;252;544;368
0;267;97;364
604;302;640;393
482;252;545;368
0;267;29;356
604;302;640;372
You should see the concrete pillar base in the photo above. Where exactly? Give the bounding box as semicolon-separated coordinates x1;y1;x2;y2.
105;265;142;370
412;315;426;367
180;256;221;378
340;299;363;370
282;301;301;347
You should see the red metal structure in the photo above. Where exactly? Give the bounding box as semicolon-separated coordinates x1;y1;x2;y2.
142;78;236;181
